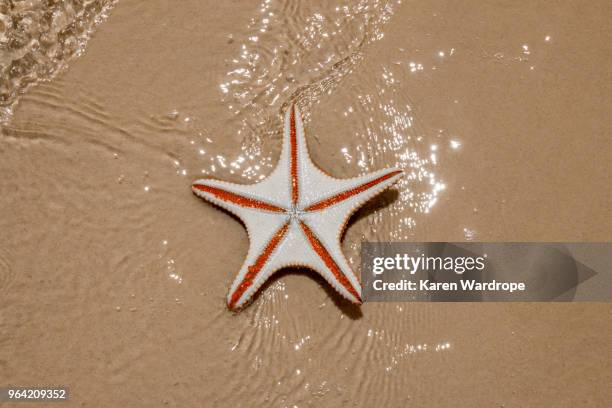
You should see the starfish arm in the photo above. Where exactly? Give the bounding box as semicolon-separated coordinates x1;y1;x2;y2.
288;104;342;207
288;105;300;205
192;179;285;215
299;221;362;303
227;221;291;310
304;168;403;212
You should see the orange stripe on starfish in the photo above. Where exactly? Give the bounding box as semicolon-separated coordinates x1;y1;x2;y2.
229;222;290;310
290;105;299;205
299;221;362;303
193;183;284;213
305;170;402;212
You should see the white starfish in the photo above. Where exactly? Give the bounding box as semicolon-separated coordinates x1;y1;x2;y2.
192;105;403;310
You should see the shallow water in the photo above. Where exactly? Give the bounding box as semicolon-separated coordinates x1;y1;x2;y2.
0;0;116;122
1;0;611;407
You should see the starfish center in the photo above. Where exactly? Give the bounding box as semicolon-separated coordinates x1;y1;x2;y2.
287;205;305;221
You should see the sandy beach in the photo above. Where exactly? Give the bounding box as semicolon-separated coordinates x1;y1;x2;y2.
1;1;611;406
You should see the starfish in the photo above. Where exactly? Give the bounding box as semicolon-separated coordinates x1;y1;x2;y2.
192;105;403;310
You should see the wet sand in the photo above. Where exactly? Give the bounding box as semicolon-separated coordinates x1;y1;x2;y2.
1;1;611;407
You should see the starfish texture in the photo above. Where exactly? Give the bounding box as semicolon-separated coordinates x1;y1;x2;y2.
192;105;403;310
